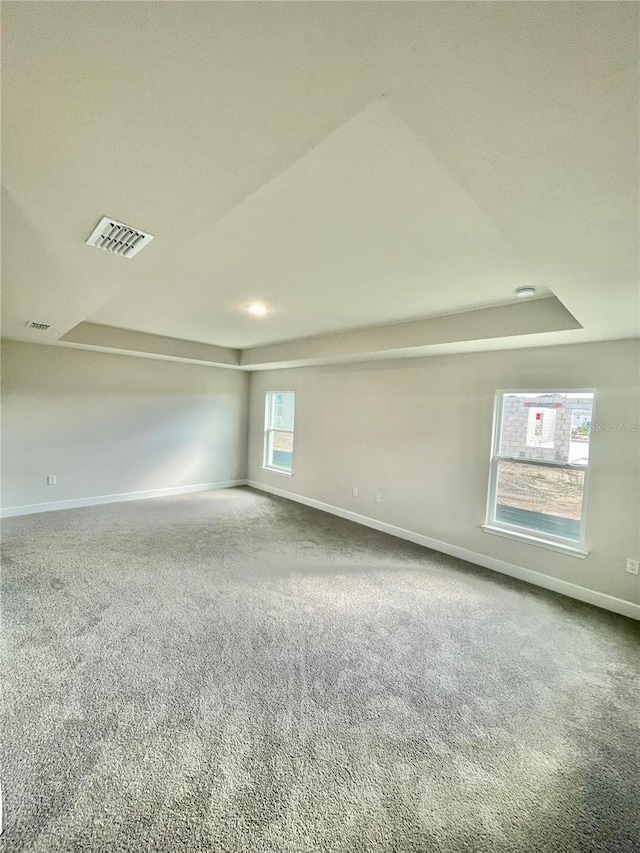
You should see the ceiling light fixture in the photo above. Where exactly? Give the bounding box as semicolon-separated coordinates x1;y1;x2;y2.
247;303;267;316
514;286;537;298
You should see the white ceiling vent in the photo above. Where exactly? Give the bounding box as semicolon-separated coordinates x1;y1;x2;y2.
85;216;154;258
26;321;51;330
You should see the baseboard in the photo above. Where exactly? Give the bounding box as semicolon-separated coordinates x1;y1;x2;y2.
247;480;640;622
0;480;248;519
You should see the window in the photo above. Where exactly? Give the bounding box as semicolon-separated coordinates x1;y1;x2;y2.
263;391;295;474
484;391;595;554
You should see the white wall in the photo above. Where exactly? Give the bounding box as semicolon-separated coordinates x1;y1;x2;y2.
1;341;249;510
4;338;639;613
248;339;640;610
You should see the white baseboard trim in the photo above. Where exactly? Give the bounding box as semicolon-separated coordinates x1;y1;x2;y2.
0;480;248;519
247;480;640;621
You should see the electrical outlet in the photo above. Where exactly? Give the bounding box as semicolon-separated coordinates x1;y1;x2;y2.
376;493;382;503
626;558;639;575
352;487;358;497
47;475;57;486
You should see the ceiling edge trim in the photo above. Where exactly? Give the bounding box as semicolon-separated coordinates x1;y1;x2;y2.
50;297;583;370
60;322;241;367
241;296;582;367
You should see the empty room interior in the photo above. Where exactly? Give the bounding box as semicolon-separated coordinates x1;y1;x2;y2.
2;2;640;851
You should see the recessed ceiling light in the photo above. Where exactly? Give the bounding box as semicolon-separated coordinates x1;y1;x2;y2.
247;303;267;316
514;286;536;298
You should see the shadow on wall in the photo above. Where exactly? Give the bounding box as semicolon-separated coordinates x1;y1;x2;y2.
77;398;246;491
1;365;248;506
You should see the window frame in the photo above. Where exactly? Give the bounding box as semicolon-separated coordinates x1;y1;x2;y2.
262;391;295;476
482;389;596;558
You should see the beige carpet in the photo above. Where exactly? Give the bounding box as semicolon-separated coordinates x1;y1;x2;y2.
1;487;639;852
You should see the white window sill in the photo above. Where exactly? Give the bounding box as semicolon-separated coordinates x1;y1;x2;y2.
481;524;588;559
261;467;293;478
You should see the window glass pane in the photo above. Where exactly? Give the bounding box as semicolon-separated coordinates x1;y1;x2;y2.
270;430;293;472
264;392;295;471
494;460;585;541
272;392;295;431
499;392;594;465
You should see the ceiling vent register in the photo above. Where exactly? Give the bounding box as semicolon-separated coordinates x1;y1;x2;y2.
85;217;154;258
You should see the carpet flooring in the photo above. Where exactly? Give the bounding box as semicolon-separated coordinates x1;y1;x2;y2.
1;487;639;852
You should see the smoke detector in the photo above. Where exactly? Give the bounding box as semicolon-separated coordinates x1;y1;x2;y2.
85;216;154;258
26;321;51;330
514;286;536;298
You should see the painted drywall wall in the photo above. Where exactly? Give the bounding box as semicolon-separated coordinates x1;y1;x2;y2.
248;339;640;608
1;341;249;509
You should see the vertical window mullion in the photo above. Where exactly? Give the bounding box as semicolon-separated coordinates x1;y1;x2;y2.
263;394;272;469
488;456;500;526
487;392;502;526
